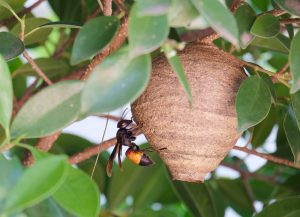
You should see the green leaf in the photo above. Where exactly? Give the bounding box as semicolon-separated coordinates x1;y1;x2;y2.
131;208;178;217
53;167;100;217
284;108;300;164
0;32;24;60
252;106;276;147
162;43;192;104
260;73;276;103
71;16;119;65
3;156;69;214
251;34;290;53
251;0;270;11
11;17;53;46
0;55;13;131
191;0;239;45
250;14;280;38
0;0;24;20
217;179;254;217
274;0;300;16
136;0;171;16
11;81;84;139
128;4;169;56
48;0;98;22
234;3;256;48
12;58;69;80
24;198;67;217
292;91;300;129
172;181;223;217
290;31;300;93
255;196;300;217
0;156;23;212
236;76;272;132
167;0;201;28
81;48;151;115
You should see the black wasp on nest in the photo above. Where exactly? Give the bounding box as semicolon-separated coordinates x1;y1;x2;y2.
106;109;163;177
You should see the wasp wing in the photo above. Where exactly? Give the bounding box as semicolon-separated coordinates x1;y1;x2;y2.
118;142;123;170
106;143;120;177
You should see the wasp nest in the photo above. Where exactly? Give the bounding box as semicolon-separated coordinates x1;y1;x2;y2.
131;43;246;182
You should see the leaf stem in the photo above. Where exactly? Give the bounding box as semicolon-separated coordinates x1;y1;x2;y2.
243;61;291;88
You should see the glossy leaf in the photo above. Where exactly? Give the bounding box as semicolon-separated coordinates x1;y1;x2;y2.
168;0;201;28
48;0;98;22
251;14;280;38
274;0;300;16
3;156;69;214
0;0;24;19
234;3;256;48
71;16;119;65
172;181;223;217
11;18;52;46
0;56;13;131
191;0;239;45
53;167;100;217
251;34;290;53
162;43;192;104
11;81;84;138
292;91;300;129
128;4;169;56
284;108;300;164
252;106;276;147
81;48;151;115
236;76;272;132
217;179;254;217
255;196;300;217
290;31;300;93
0;32;24;60
131;208;178;217
12;58;69;80
0;156;23;212
136;0;171;16
24;198;68;217
260;73;276;103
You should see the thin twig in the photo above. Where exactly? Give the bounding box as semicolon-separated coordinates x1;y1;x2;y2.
277;62;290;75
98;114;121;122
69;138;117;164
233;146;300;170
91;112;110;177
242;61;291;87
102;0;113;16
23;51;53;85
280;18;300;25
0;0;45;27
221;162;277;183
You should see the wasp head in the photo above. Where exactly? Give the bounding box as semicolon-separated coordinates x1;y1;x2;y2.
117;119;133;129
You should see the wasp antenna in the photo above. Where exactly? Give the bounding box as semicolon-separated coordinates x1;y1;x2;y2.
120;108;128;120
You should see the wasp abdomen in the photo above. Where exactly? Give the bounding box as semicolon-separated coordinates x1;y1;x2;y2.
126;148;154;166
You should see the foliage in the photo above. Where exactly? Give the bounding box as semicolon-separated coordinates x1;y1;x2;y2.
0;0;300;217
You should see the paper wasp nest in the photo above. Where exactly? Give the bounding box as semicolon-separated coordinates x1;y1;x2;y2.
131;43;246;182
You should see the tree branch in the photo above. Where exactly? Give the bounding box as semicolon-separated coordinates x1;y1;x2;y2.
233;146;300;170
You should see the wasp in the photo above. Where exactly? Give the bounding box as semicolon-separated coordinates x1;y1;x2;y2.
106;110;155;177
